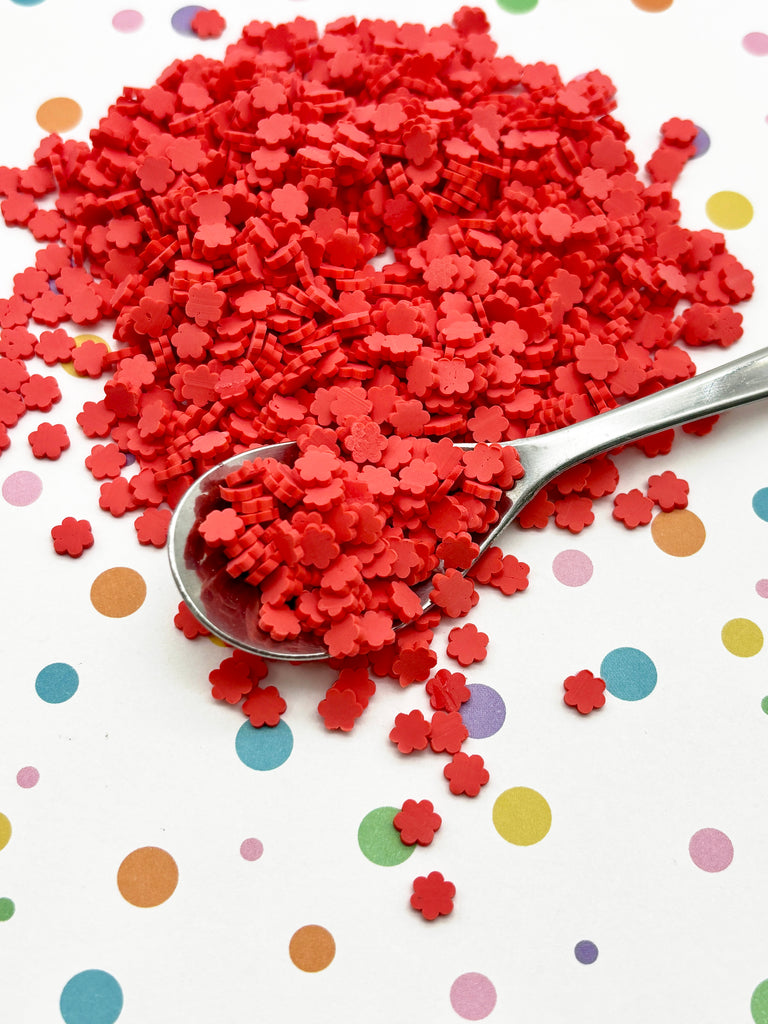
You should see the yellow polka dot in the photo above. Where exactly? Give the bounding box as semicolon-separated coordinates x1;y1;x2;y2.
493;787;551;846
36;97;82;134
0;814;11;852
289;925;336;972
651;509;706;556
90;568;147;618
705;191;754;230
722;618;763;657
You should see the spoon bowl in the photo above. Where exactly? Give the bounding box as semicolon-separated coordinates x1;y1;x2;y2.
168;345;768;660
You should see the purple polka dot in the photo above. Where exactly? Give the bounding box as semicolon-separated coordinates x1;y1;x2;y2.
171;5;206;33
689;828;733;872
16;766;39;788
756;579;768;598
462;684;506;739
552;549;593;587
743;32;768;55
240;837;263;861
2;471;42;506
112;9;144;31
449;973;497;1021
692;126;710;158
574;939;598;964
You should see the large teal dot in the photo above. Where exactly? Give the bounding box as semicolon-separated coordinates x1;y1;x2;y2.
600;647;657;701
35;663;79;704
358;806;414;866
10;0;47;6
235;719;293;770
60;970;123;1024
753;488;768;522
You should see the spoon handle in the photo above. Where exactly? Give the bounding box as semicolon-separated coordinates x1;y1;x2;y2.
511;344;768;488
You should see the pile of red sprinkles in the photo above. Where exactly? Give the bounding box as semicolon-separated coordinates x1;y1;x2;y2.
0;9;755;901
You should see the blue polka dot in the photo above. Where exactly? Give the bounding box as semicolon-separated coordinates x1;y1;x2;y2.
462;684;506;738
600;647;657;701
60;970;123;1024
574;940;598;964
35;663;79;704
236;719;293;770
692;126;710;158
753;488;768;522
171;5;206;33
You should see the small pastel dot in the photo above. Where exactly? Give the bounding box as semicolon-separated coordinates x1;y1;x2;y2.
289;924;336;972
692;126;710;158
358;806;414;866
753;488;768;522
705;190;754;230
60;970;123;1024
0;897;14;922
240;838;263;861
492;787;551;846
171;5;206;33
117;846;178;907
552;549;593;587
2;470;42;506
449;972;498;1020
743;32;768;56
112;9;143;31
752;978;768;1023
16;766;39;788
630;0;673;9
722;618;764;657
689;827;734;872
35;662;79;704
235;719;293;771
90;567;146;617
0;813;10;851
600;647;657;701
760;696;768;714
36;97;82;134
651;509;706;557
756;580;768;599
574;939;599;964
462;684;507;739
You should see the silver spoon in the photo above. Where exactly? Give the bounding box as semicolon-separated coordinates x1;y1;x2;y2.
168;345;768;660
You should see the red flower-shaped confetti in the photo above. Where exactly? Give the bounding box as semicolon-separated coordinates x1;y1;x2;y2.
393;799;442;846
446;623;489;667
243;684;286;727
51;517;94;557
563;670;606;714
389;709;431;753
173;601;210;639
612;489;655;529
429;710;468;754
410;871;455;921
444;752;490;796
28;421;69;459
647;470;689;511
425;669;470;712
317;687;364;731
134;507;172;547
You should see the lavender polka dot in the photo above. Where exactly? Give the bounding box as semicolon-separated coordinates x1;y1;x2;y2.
171;5;206;33
462;684;506;739
552;549;593;587
756;579;768;598
112;9;144;31
689;828;733;872
692;126;710;158
240;838;263;861
574;939;598;964
16;766;39;789
449;972;497;1021
2;471;42;506
743;32;768;55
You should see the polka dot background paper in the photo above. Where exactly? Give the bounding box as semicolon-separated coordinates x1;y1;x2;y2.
0;1;767;1022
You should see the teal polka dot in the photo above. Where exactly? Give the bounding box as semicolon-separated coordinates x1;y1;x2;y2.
60;970;123;1024
600;647;657;701
753;488;768;522
235;719;293;770
35;663;78;704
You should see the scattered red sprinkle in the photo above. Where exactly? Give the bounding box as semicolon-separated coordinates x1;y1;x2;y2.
563;669;606;714
394;798;442;846
190;9;227;39
444;751;490;796
446;623;489;666
174;600;211;639
647;469;689;511
410;871;455;920
28;421;69;459
612;488;655;528
50;516;94;557
389;709;431;754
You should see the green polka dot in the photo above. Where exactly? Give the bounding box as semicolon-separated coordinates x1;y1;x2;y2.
752;978;768;1023
0;898;14;922
496;0;538;11
722;618;764;657
357;806;414;866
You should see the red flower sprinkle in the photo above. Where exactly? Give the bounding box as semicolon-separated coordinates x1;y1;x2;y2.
393;799;442;846
612;488;655;529
563;670;606;714
444;751;490;796
51;517;94;557
410;871;455;921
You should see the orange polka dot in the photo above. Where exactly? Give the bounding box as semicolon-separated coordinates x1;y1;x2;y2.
631;0;673;9
289;925;336;972
36;97;82;134
651;509;706;556
90;567;146;617
117;846;178;907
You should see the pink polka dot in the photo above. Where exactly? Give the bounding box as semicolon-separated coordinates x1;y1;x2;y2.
112;9;144;31
756;579;768;598
240;838;263;861
689;828;733;872
449;973;497;1021
16;766;39;788
743;32;768;55
552;549;593;587
2;471;42;506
